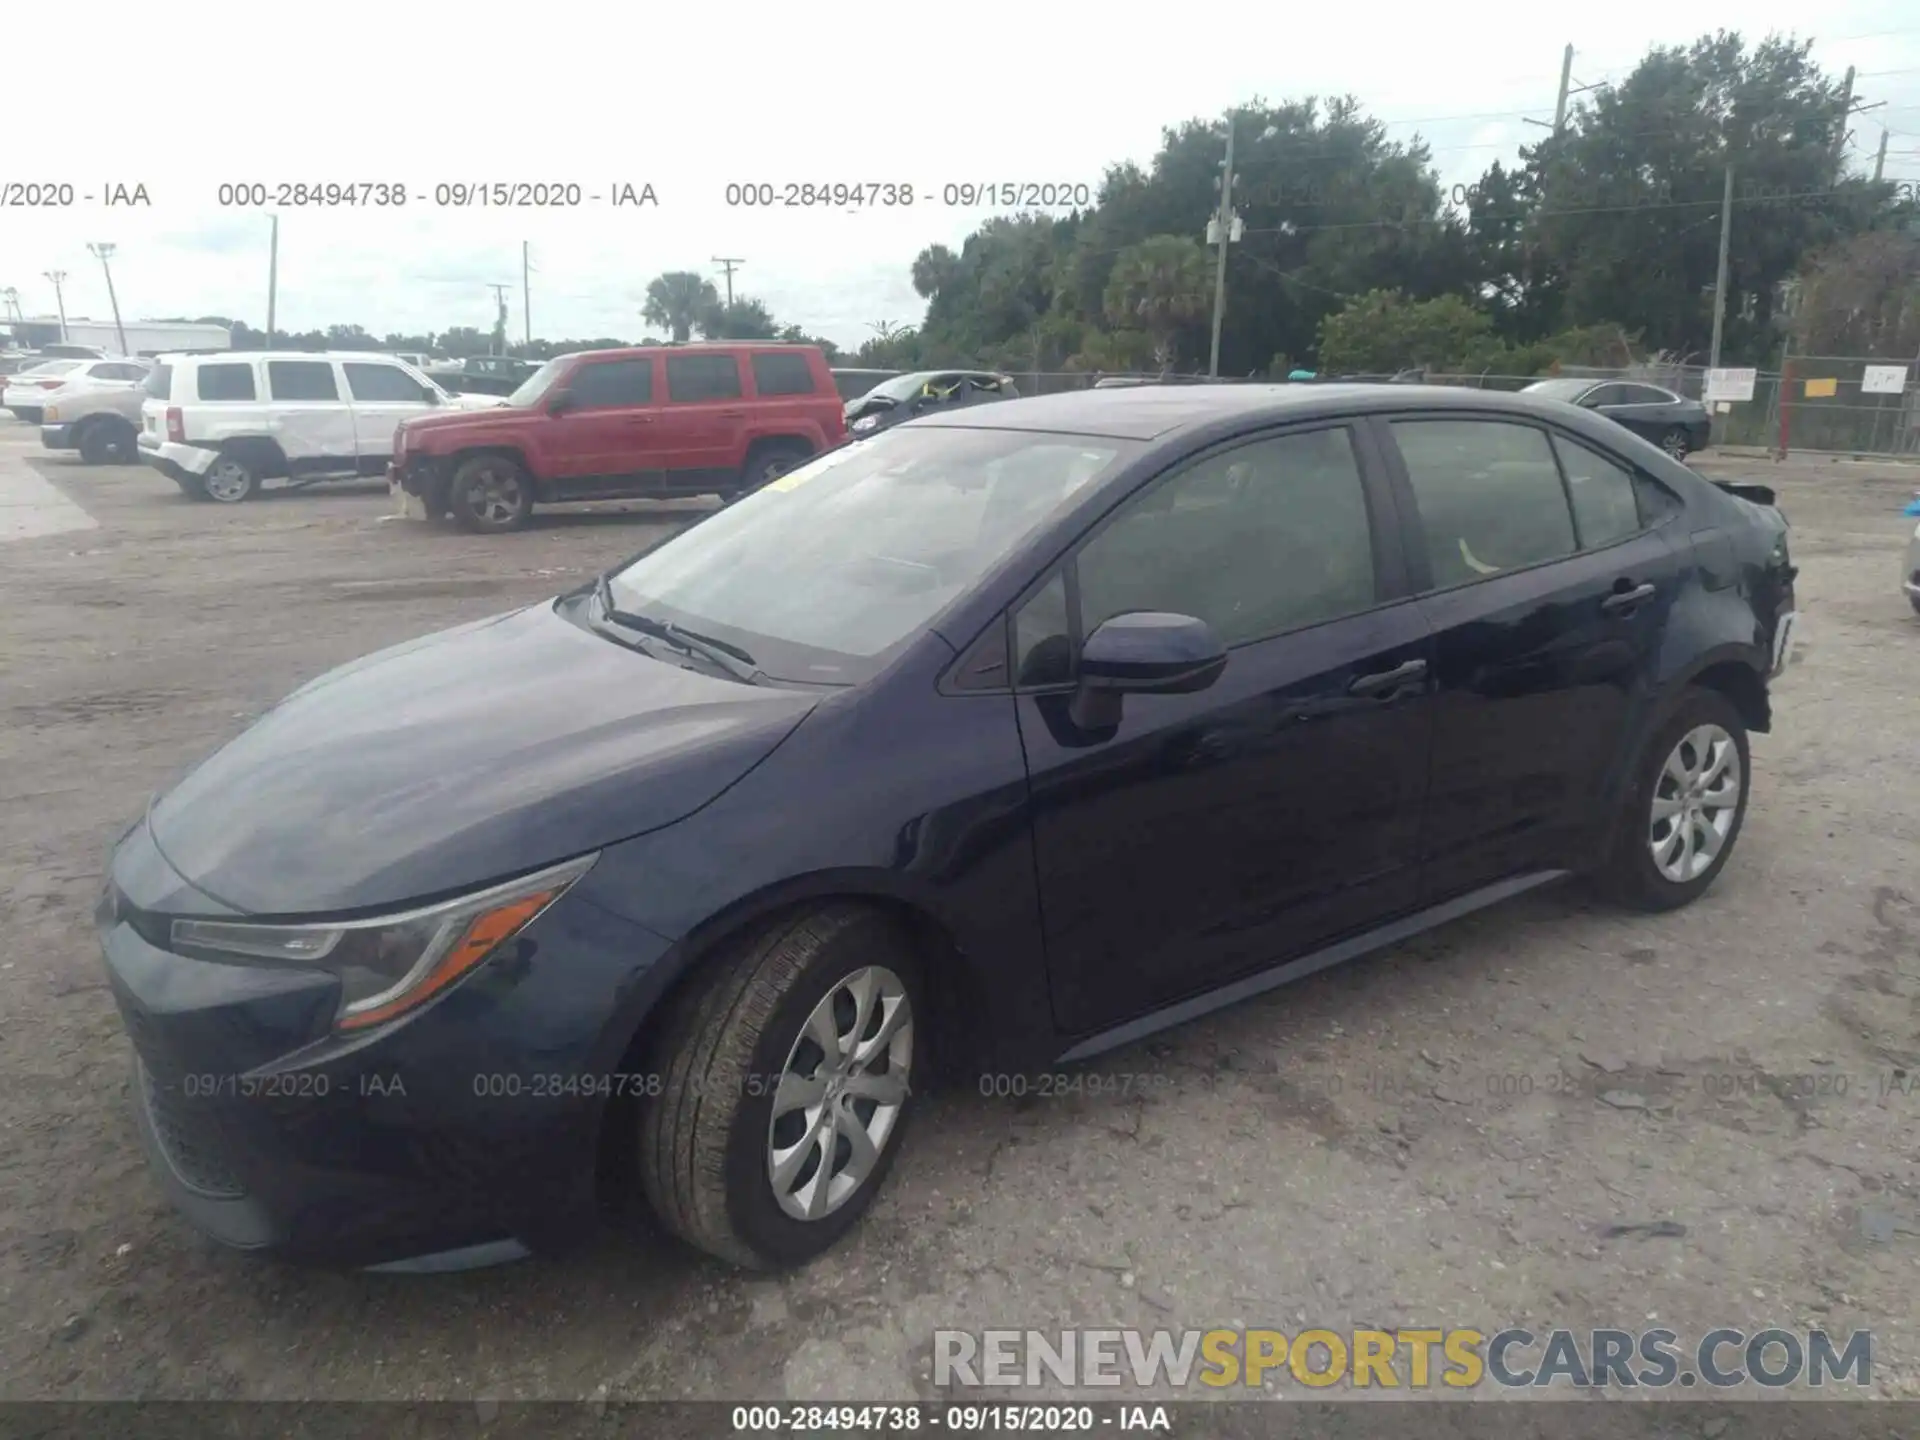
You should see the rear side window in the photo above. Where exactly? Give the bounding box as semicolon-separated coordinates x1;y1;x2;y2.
344;362;429;402
751;352;817;396
665;352;743;402
267;361;339;401
144;365;172;400
196;363;256;401
1391;419;1576;587
1550;435;1641;548
571;358;654;407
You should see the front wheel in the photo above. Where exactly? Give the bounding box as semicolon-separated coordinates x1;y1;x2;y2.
1659;426;1691;461
728;442;812;502
77;417;135;465
1596;687;1751;911
448;454;534;533
637;905;925;1270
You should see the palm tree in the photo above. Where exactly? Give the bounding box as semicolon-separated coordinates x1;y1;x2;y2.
643;271;720;342
911;244;959;300
1103;235;1214;369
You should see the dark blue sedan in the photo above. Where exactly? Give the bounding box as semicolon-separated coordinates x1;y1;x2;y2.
98;383;1798;1273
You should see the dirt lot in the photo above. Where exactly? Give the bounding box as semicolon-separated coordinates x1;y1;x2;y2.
1;425;1916;1403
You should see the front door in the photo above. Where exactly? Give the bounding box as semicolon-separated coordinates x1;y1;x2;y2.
1012;423;1437;1037
546;355;661;489
1375;414;1686;901
342;360;439;474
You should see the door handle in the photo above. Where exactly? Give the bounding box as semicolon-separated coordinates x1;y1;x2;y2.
624;415;655;425
1347;658;1427;696
1602;582;1657;613
717;409;745;418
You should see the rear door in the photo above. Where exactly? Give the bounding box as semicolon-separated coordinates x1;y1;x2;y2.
264;359;356;471
656;352;748;485
343;360;440;473
1375;414;1686;901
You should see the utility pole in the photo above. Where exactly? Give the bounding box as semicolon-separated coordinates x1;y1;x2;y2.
486;283;510;354
1553;44;1574;133
712;257;744;308
87;243;127;356
42;271;68;340
1708;164;1735;373
1873;127;1890;183
1207;111;1238;379
266;215;279;346
522;242;533;347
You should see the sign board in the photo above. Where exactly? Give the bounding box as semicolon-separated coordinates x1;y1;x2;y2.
1803;377;1838;399
1704;368;1756;403
1862;364;1910;396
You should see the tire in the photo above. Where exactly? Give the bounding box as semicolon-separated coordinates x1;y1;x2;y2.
637;904;926;1270
1909;594;1920;617
448;454;534;533
76;417;134;465
200;452;259;503
1596;687;1751;912
730;441;812;501
1659;426;1690;461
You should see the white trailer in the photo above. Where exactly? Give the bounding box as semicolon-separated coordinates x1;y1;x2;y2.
1;317;232;357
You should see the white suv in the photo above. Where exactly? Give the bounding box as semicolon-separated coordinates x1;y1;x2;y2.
137;351;503;503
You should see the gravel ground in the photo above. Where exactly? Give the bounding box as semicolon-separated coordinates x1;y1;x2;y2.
1;424;1916;1403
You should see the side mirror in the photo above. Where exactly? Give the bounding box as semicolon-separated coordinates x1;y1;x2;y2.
422;387;442;405
1069;612;1227;729
547;390;575;416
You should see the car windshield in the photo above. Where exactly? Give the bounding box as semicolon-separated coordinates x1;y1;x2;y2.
604;426;1139;684
1521;378;1595;402
506;358;566;407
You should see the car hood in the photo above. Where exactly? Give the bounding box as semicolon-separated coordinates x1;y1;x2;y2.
407;404;525;436
146;601;820;916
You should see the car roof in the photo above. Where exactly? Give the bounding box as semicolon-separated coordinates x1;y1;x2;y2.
156;350;425;363
906;382;1617;441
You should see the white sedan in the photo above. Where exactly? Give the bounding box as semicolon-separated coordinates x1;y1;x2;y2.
3;360;91;420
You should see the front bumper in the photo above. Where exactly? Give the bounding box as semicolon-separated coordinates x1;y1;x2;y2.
7;404;45;423
40;422;75;449
98;820;672;1270
137;433;218;482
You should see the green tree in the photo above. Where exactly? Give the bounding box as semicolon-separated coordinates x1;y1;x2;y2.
643;271;720;342
696;297;780;340
1102;235;1213;368
1316;289;1493;373
1790;229;1920;355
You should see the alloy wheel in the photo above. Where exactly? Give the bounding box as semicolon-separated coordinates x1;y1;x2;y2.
464;467;525;527
1648;723;1741;883
766;965;913;1222
1661;430;1689;460
203;460;254;503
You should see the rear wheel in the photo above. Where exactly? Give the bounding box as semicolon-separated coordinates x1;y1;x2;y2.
448;454;534;533
77;417;136;465
637;905;924;1270
1597;687;1750;911
1659;426;1690;461
200;453;259;503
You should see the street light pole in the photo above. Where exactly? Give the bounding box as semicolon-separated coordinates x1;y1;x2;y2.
42;271;68;339
1207;111;1237;379
87;243;128;356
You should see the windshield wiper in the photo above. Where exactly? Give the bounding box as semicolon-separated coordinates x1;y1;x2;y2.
592;574;761;682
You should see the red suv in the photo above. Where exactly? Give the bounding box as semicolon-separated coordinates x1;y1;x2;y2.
391;343;846;532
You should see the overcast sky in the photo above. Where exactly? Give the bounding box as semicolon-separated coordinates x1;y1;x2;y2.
4;2;1916;352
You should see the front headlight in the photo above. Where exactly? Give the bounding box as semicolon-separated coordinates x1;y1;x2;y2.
169;853;597;1032
43;405;58;422
851;415;879;433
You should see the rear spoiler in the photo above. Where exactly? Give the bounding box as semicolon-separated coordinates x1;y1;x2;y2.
1712;479;1777;508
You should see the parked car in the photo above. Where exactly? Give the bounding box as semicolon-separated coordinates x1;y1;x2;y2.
427;355;541;397
390;342;846;533
36;358;157;463
98;382;1796;1274
842;370;1019;436
136;351;504;503
1904;498;1920;616
2;359;91;422
1521;377;1712;460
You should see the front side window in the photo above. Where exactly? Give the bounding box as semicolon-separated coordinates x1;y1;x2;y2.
344;362;430;402
1391;419;1576;587
607;426;1133;683
665;353;743;402
1073;427;1378;651
571;358;654;408
267;361;338;401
